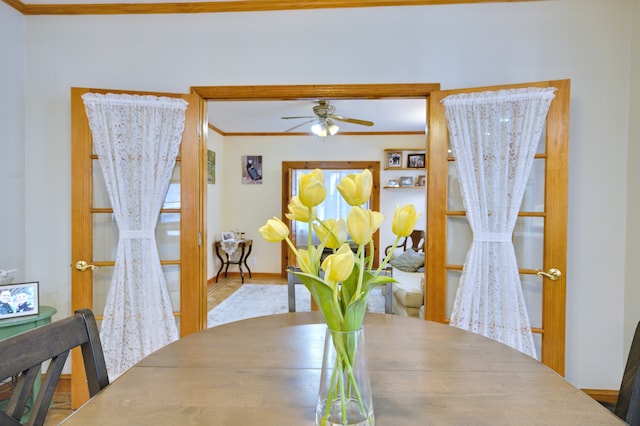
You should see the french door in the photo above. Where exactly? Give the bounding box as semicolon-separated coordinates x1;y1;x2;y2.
425;80;570;375
70;87;207;407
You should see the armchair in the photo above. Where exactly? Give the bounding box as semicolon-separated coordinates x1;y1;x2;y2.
385;229;425;256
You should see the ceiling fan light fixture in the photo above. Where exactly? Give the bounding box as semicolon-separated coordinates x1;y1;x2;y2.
310;121;327;137
327;119;339;135
310;119;339;137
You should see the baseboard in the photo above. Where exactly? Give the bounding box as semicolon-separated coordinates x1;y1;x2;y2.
582;388;618;405
207;272;283;284
55;374;71;393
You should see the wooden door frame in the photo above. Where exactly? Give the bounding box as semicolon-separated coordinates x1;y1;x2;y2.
190;83;439;279
281;161;381;276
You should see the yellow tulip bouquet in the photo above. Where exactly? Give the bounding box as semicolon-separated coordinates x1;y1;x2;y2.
259;168;420;424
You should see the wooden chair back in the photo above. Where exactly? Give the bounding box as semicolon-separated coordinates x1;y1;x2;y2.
616;321;640;424
0;308;109;426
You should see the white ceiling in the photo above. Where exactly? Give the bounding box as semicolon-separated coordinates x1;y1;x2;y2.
207;99;427;135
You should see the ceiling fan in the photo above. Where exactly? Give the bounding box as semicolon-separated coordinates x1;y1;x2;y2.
282;100;374;136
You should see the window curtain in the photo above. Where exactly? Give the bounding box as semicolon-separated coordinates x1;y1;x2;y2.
81;93;187;379
441;87;555;357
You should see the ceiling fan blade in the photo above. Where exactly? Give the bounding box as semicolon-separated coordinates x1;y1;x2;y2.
330;114;374;127
284;119;315;133
282;115;315;120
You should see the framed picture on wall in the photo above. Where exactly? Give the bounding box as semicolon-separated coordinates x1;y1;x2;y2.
242;155;263;184
207;150;216;184
0;281;39;320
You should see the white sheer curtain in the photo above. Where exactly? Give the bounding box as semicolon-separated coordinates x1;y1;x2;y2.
442;87;555;357
82;93;187;379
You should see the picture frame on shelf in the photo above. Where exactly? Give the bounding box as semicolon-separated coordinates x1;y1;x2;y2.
0;281;39;320
416;175;426;187
221;232;235;242
387;179;399;187
400;176;414;187
407;153;425;168
388;152;402;168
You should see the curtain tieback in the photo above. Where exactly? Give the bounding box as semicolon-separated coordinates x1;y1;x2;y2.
473;232;512;242
120;229;155;240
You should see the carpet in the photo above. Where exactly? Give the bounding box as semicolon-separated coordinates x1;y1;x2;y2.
207;284;386;328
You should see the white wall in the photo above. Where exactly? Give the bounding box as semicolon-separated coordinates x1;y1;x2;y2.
625;0;640;360
0;4;26;281
19;0;639;389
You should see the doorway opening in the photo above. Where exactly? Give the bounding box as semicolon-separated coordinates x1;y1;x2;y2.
193;84;436;282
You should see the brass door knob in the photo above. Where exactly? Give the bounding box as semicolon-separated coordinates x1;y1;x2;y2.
76;260;98;271
536;268;561;281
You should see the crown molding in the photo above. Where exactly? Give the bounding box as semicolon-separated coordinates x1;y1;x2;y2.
2;0;26;13
2;0;542;16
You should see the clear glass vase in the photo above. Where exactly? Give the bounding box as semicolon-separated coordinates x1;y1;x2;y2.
316;327;374;426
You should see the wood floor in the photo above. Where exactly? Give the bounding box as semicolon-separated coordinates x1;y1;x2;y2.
43;275;284;425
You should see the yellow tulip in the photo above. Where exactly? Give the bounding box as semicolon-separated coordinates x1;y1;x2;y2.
313;218;347;249
298;169;326;208
337;169;373;206
259;217;289;242
321;243;355;283
296;248;314;274
347;207;385;245
285;196;315;223
392;204;421;237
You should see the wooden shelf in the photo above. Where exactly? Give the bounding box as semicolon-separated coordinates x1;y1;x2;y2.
384;148;425;152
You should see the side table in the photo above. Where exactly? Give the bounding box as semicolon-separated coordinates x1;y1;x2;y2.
0;306;57;339
0;306;57;420
214;240;253;283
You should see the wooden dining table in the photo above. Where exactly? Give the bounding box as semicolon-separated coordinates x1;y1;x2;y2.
62;312;624;425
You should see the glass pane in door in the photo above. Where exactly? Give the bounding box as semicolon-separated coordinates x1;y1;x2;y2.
90;158;182;327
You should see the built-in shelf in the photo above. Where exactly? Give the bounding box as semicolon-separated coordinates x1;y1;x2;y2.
384;148;426;189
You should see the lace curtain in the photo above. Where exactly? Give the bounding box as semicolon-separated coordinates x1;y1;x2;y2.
82;93;187;379
441;87;555;357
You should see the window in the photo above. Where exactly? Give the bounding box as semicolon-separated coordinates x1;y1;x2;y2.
291;169;370;247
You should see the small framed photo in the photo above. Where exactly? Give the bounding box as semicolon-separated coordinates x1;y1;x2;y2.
387;152;402;168
0;281;39;319
407;153;425;168
416;175;426;187
221;232;235;242
400;176;414;187
387;179;399;187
